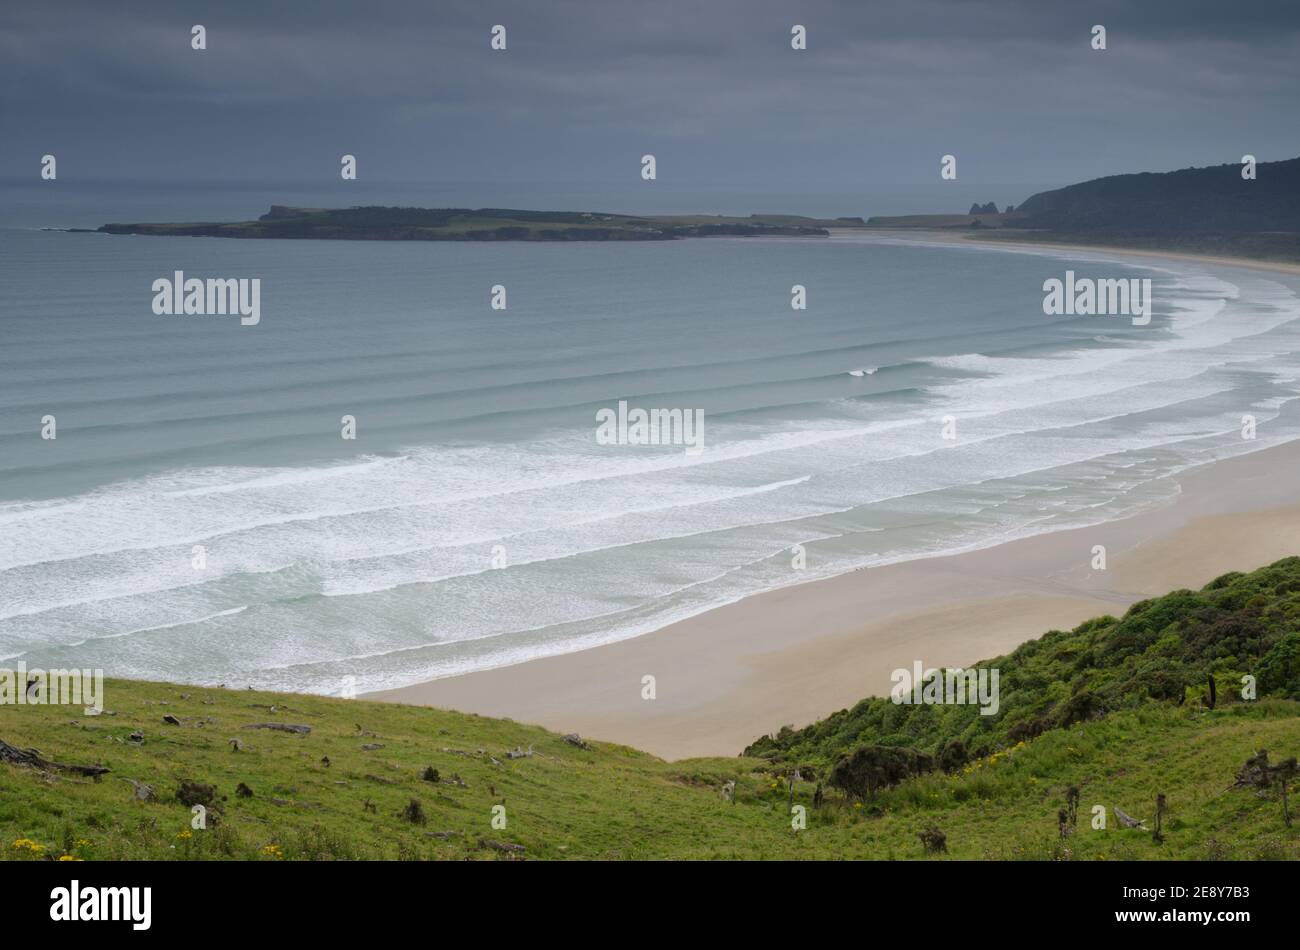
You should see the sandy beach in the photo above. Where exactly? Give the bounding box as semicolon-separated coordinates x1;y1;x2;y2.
836;228;1300;277
370;240;1300;760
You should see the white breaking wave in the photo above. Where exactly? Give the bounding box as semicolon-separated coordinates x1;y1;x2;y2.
4;244;1300;694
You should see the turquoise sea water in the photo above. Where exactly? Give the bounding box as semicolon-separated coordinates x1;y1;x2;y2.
3;186;1299;693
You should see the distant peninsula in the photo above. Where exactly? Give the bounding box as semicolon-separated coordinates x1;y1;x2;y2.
865;156;1300;263
96;205;865;242
92;156;1300;261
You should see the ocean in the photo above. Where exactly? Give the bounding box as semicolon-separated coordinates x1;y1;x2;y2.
3;183;1300;694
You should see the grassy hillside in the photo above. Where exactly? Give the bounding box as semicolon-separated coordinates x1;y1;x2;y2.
3;561;1298;861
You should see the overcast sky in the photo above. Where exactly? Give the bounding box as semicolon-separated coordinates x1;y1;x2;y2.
3;0;1298;193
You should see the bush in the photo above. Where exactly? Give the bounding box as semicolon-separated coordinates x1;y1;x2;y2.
1256;632;1300;699
938;739;969;774
828;745;934;800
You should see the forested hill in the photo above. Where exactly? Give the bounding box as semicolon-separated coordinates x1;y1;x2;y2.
1012;157;1300;232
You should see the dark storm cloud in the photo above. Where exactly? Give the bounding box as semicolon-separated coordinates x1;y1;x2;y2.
2;0;1298;189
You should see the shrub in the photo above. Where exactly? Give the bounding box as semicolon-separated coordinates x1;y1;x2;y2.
938;739;969;774
1256;632;1300;700
828;745;934;800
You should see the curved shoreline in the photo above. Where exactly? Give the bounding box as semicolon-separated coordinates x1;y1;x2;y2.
368;241;1300;758
846;227;1300;276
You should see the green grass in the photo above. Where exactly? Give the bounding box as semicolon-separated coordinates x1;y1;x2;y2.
2;679;1296;861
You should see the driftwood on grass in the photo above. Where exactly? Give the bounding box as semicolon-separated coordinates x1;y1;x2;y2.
121;778;156;801
1232;749;1280;790
1114;806;1147;829
0;738;109;778
242;722;311;734
1230;749;1298;827
247;703;293;713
